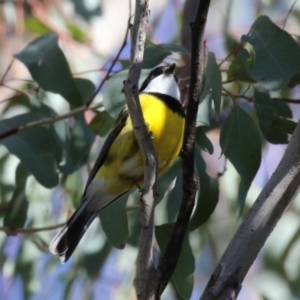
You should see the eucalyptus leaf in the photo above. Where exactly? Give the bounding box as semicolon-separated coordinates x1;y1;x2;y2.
82;241;112;279
143;45;171;69
220;105;261;214
65;171;84;209
189;150;219;231
254;90;292;144
227;52;255;83
69;114;95;167
24;16;51;35
143;43;188;69
89;110;115;137
156;224;195;300
205;52;222;116
195;127;214;154
0;113;59;188
197;90;212;127
4;162;29;229
99;193;129;249
197;52;221;125
241;16;300;90
3;94;31;114
14;33;83;107
155;158;182;207
155;170;182;225
103;69;150;118
74;78;96;104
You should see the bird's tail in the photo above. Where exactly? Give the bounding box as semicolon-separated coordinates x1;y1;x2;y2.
49;200;97;263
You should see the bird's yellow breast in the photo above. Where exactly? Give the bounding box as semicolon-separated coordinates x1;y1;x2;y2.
138;93;185;173
94;93;185;199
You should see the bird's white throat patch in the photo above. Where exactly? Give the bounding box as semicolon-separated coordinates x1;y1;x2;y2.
141;74;180;101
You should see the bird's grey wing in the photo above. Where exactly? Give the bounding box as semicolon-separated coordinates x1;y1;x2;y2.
82;108;129;196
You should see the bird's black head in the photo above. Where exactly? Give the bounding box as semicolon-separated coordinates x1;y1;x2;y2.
139;64;177;93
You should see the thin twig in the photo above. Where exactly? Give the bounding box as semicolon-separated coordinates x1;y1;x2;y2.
72;68;108;77
272;97;300;104
282;0;298;29
0;60;14;85
156;0;211;297
85;18;132;107
218;43;244;68
222;78;237;84
0;102;103;141
2;83;31;95
0;223;65;235
221;90;300;105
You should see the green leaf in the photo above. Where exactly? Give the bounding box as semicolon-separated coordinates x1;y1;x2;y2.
197;83;212;126
50;119;76;175
73;0;101;22
127;208;140;247
99;193;129;249
31;103;65;163
3;94;31;114
156;224;195;300
65;171;84;209
220;105;261;214
0;154;13;209
89;110;115;137
142;43;188;69
82;241;112;279
24;16;51;35
271;98;293;118
271;117;296;135
155;169;182;225
155;158;181;205
69;114;95;166
158;43;189;54
62;273;77;300
195;127;214;154
205;52;222;116
66;22;87;42
197;52;221;125
241;16;300;90
254;90;292;144
227;52;255;83
143;45;171;69
0;113;59;187
4;162;29;229
74;78;96;104
27;102;84;175
189;150;219;231
103;69;150;119
224;33;240;53
15;255;34;299
14;33;83;107
288;72;300;87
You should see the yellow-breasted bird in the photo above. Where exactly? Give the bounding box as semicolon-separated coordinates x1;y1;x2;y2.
49;64;185;263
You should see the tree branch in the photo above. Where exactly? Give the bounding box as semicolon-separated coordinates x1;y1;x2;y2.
156;0;211;297
200;119;300;299
121;1;158;299
0;102;103;141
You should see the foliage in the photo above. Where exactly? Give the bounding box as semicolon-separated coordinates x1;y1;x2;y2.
1;1;300;300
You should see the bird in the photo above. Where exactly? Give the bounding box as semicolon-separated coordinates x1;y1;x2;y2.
49;64;185;263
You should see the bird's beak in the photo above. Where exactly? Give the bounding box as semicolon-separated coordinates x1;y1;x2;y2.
165;63;176;75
